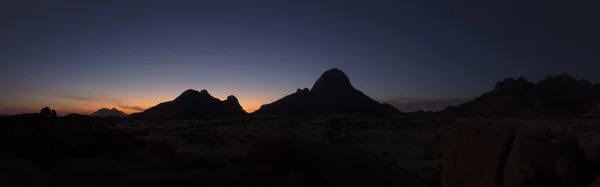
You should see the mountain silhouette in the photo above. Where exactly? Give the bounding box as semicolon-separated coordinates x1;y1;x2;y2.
128;89;247;120
91;108;126;117
252;68;401;116
443;73;600;116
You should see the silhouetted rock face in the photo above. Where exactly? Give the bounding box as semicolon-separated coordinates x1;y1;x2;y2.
128;89;247;120
91;108;127;117
311;68;355;95
588;104;600;117
443;73;600;116
442;124;516;187
253;68;401;116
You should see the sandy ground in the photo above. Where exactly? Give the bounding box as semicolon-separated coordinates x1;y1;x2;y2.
113;116;600;180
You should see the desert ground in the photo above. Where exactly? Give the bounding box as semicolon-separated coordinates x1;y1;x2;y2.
110;116;600;186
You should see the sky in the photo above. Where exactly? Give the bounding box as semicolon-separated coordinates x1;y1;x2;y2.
1;0;599;115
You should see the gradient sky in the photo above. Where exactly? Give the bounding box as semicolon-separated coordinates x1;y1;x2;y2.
1;0;599;115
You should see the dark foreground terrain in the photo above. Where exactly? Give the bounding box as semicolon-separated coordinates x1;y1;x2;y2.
1;109;600;187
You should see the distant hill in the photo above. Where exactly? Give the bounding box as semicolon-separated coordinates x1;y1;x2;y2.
128;89;247;120
91;108;126;117
442;73;600;116
252;68;401;116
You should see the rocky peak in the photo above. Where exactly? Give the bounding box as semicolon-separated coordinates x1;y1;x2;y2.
493;77;532;91
311;68;355;94
200;89;209;95
540;73;576;85
296;88;310;93
91;107;126;117
225;95;239;103
175;89;214;102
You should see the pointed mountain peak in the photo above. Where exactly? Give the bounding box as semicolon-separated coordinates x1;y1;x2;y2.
200;89;209;95
311;68;354;93
225;95;239;103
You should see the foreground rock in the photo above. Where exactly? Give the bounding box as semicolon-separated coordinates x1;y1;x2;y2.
502;132;560;187
442;124;516;187
245;137;425;187
0;158;46;187
443;123;596;187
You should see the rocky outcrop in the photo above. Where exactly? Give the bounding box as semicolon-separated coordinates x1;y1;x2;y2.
128;89;247;120
502;133;560;187
443;125;596;187
586;104;600;117
253;68;401;116
0;158;46;187
442;124;516;187
443;74;600;116
91;108;127;117
245;137;425;187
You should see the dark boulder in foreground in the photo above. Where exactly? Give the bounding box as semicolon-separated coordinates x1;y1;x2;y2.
0;158;46;187
252;68;401;116
442;124;516;187
245;137;425;187
443;124;594;187
128;89;247;120
587;104;600;117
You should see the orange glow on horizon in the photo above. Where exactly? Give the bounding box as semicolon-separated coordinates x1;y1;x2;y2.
0;87;273;115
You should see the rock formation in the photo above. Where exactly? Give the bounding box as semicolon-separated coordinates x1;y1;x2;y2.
443;73;600;116
128;89;247;120
586;104;600;117
91;108;127;117
252;68;401;116
442;124;516;187
443;124;596;187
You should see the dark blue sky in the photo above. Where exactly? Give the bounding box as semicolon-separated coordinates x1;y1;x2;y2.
1;0;599;114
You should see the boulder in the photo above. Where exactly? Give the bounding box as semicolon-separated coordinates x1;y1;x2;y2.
553;157;581;187
441;124;516;187
503;132;559;187
583;143;600;168
555;133;584;163
590;176;600;187
0;158;46;187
